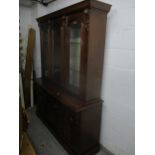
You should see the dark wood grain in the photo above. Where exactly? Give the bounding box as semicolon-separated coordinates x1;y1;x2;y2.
37;0;111;23
35;0;111;155
35;78;102;112
85;9;108;100
35;79;102;155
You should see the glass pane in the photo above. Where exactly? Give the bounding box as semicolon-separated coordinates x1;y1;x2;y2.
69;21;81;88
52;25;61;82
42;29;49;78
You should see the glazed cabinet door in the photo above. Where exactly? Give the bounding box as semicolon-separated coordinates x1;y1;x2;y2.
65;11;88;97
50;18;63;83
40;22;52;79
40;19;64;84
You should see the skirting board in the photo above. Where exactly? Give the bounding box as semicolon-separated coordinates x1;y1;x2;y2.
101;145;115;155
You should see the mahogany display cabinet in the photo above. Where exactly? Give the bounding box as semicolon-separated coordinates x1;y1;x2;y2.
34;0;111;155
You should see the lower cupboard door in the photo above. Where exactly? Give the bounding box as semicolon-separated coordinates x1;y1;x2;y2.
63;113;81;151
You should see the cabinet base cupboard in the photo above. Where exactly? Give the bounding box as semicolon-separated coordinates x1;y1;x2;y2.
35;0;111;155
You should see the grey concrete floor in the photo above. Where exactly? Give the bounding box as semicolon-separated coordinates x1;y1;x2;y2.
27;107;107;155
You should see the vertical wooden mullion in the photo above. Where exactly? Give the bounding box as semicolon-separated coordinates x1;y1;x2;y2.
80;14;88;98
60;21;65;84
43;26;49;79
62;16;69;86
66;17;70;86
51;27;54;79
47;22;53;79
40;27;45;78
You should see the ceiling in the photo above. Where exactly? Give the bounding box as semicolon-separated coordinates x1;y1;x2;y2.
19;0;56;7
19;0;36;7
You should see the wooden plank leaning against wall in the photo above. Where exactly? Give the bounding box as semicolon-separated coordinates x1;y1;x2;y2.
23;28;36;109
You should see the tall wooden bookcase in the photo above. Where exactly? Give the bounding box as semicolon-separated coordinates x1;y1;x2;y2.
34;1;111;155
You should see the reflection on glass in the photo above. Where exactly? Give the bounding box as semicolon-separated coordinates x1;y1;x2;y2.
69;21;81;87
